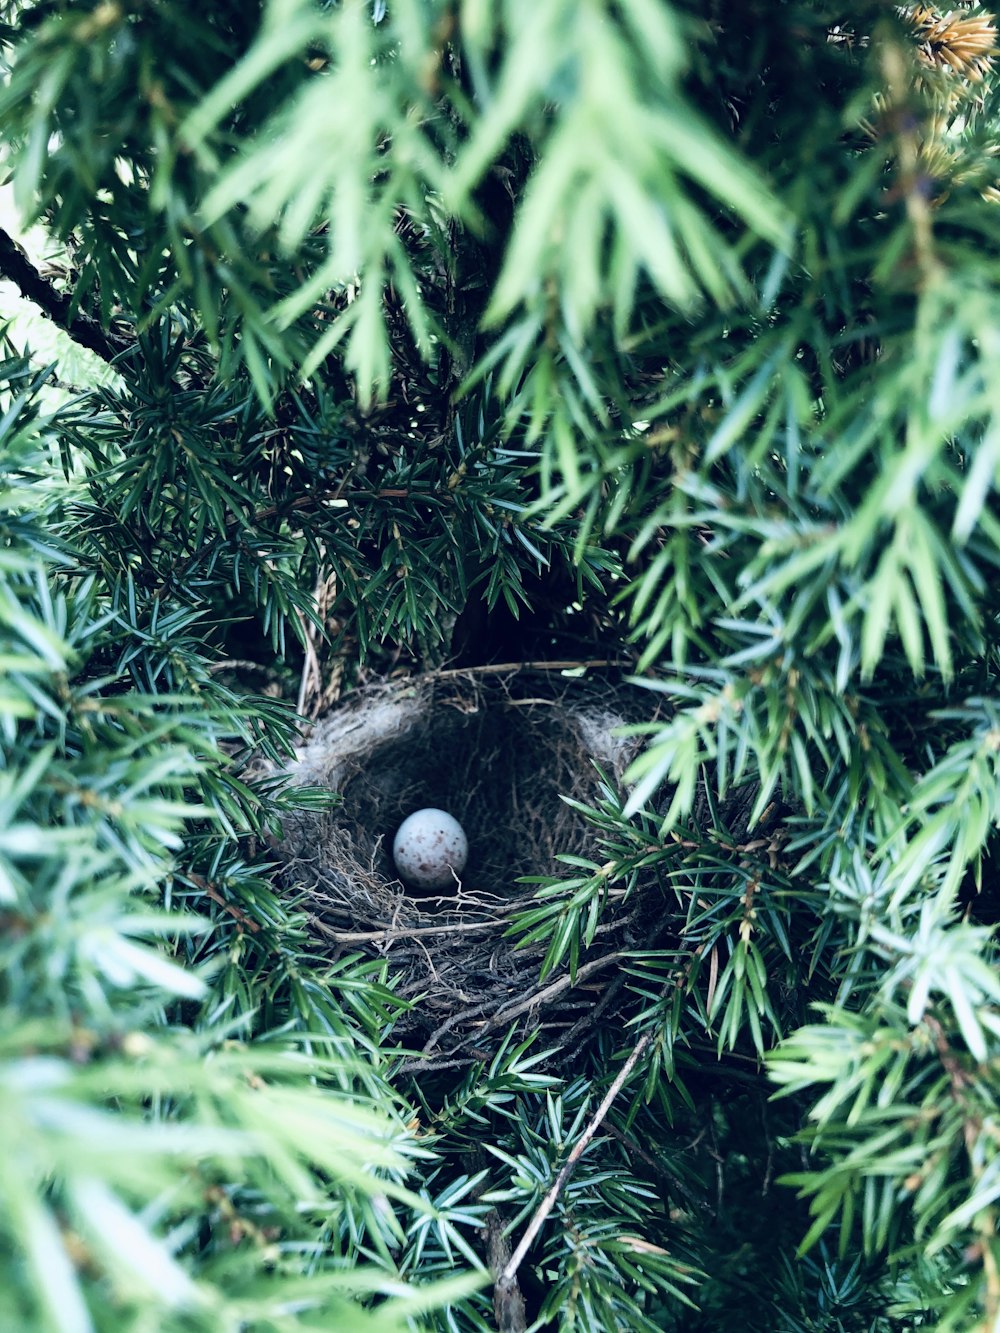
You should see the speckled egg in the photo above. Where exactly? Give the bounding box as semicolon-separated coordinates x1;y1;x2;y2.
392;808;468;890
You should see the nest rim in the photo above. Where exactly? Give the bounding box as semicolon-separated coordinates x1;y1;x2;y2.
277;666;661;1066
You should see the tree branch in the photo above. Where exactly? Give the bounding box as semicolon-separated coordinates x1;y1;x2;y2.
496;1030;652;1302
0;226;130;365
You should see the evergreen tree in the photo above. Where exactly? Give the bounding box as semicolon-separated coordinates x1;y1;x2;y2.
3;2;1000;1329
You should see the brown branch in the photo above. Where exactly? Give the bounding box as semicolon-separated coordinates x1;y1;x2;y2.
184;872;262;934
220;486;447;536
485;1210;527;1333
496;1030;652;1301
415;951;624;1058
395;1054;481;1075
487;952;624;1027
0;226;131;365
206;658;285;678
310;912;519;945
562;967;631;1057
431;658;632;678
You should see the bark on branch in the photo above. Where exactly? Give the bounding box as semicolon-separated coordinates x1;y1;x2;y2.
0;226;130;365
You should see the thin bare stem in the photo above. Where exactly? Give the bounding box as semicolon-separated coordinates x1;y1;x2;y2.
497;1030;652;1290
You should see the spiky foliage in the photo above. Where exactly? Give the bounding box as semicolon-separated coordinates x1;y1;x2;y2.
5;1;1000;1330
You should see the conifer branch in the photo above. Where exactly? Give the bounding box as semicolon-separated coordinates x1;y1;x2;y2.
0;226;130;365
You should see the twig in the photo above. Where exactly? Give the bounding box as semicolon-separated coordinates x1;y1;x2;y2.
310;913;518;944
220;486;447;535
184;872;262;934
420;996;495;1055
496;1030;652;1297
432;659;630;678
0;226;130;365
605;1122;712;1217
878;29;941;289
416;951;624;1057
487;953;623;1026
562;967;630;1057
296;608;323;715
396;1054;481;1075
206;658;284;678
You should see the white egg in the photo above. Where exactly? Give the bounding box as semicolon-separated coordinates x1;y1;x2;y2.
392;808;468;890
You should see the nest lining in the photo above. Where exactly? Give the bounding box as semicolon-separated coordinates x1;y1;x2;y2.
278;672;656;1061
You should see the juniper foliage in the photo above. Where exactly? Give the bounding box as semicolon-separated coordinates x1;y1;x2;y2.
3;2;1000;1330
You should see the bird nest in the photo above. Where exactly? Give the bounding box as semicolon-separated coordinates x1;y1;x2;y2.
277;668;664;1069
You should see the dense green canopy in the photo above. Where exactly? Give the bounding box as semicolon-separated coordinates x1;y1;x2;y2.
3;2;1000;1329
